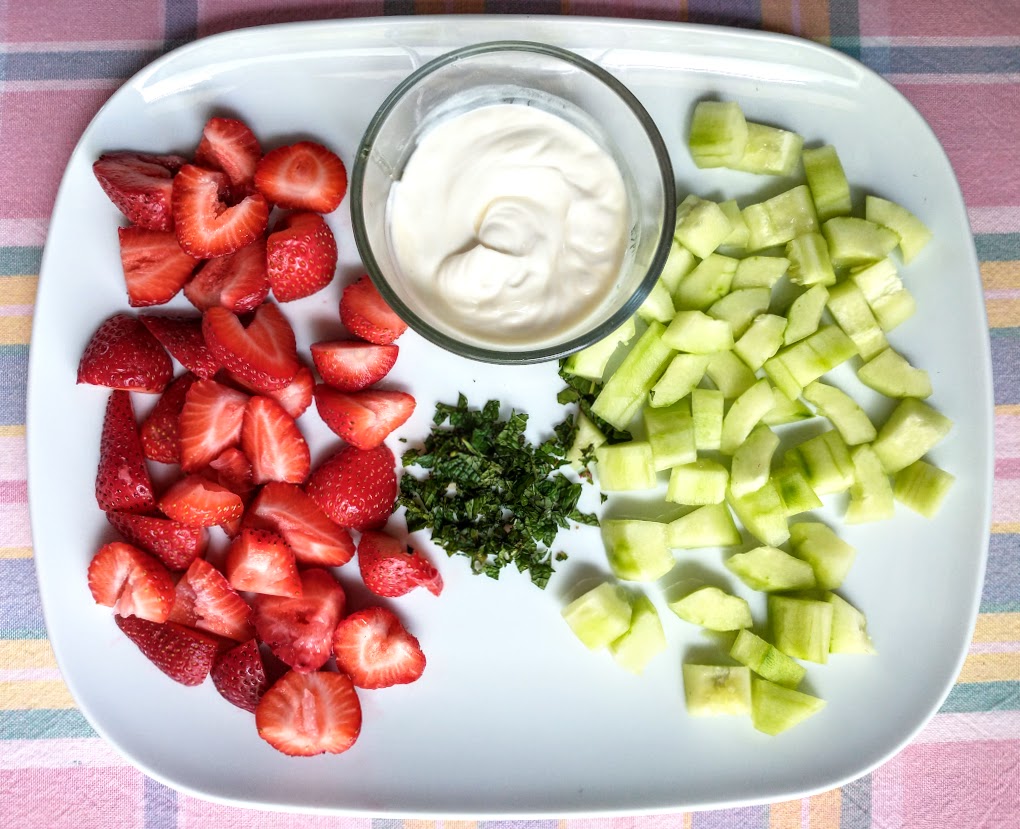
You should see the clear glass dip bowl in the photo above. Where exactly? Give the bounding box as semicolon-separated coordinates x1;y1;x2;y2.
350;41;676;365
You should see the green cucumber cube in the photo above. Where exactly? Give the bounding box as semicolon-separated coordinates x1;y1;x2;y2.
762;387;814;426
828;593;876;655
674;253;738;310
857;348;932;399
786;232;836;287
659;239;699;295
872;398;953;474
783;284;830;345
675;195;734;259
727;480;790;547
789;522;856;590
595;441;657;491
822;217;899;268
708;287;772;339
802;144;851;222
827;280;888;361
732;255;789;289
566;411;607;470
769;594;833;663
662;310;735;354
735;314;787;371
731;121;804;176
802;380;877;445
706;350;758;399
602;519;674;582
637;278;676;324
667;459;729;505
649;353;710;407
730;629;807;689
785;430;854;496
743;185;819;250
562;582;633;650
751;677;826;735
845;443;895;524
688;101;749;169
894;459;955;518
683;664;752;716
670;586;752;631
667;503;741;549
610;594;667;674
720;378;776;455
865;195;932;264
719;199;750;249
772;464;823;516
730;424;781;498
692;388;724;451
563;318;637;381
725;545;816;592
644;399;696;471
850;258;917;332
592;321;674;430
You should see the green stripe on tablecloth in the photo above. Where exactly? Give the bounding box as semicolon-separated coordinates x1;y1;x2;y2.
0;247;42;276
0;708;96;739
941;681;1020;713
976;233;1020;262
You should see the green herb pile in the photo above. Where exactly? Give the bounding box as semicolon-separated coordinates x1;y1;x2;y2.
556;363;631;444
399;394;598;589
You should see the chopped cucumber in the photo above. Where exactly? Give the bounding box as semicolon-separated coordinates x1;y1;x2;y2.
610;594;667;674
675;195;734;259
563;318;637;381
894;459;955;517
595;441;657;491
743;185;819;250
692;388;724;451
592;321;674;430
659;239;699;295
772;464;823;516
732;255;789;290
674;253;738;310
566;411;607;470
872;398;953;474
725;545;816;592
707;287;772;339
662;310;735;354
822;217;899;267
762;387;814;426
683;664;752;716
730;424;780;497
637;278;676;324
731;121;804;176
802;144;851;222
850;258;917;332
735;314;787;371
828;593;876;655
845;443;895;524
667;459;729;506
670;586;752;631
827;280;888;361
751;677;826;735
789;522;856;590
769;594;833;663
688;101;749;169
857;348;932;399
785;430;855;496
802;380;877;445
562;582;633;650
787;232;837;287
783;284;830;345
730;629;807;689
865;195;932;264
766;325;858;399
649;353;710;407
719;199;750;249
644;399;697;471
667;503;741;549
602;519;674;582
721;378;777;455
706;350;758;399
727;480;789;547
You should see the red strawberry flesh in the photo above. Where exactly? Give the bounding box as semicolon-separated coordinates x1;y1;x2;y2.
78;314;173;393
339;276;408;345
118;227;198;308
169;557;254;641
357;530;443;598
93;151;186;231
332;606;426;689
96;389;156;513
116;615;220;686
310;340;397;392
172;164;269;258
254;141;348;214
244;482;354;567
255;670;361;756
87;541;175;623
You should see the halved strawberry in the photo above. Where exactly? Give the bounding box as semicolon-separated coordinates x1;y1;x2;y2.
172;163;269;258
116;615;220;687
78;314;173;393
251;568;345;673
118;227;199;308
194;117;261;196
266;364;314;419
306;444;397;531
169;557;254;641
211;638;270;713
310;340;397;392
178;378;248;472
265;212;337;302
241;396;310;485
357;530;443;598
202;303;299;391
140;373;196;464
93;151;187;231
184;238;270;313
332;606;426;689
254;141;347;214
105;510;206;571
244;482;355;567
139;315;219;379
339;276;408;345
96;390;156;513
314;386;415;450
206;447;254;496
87;541;175;622
256;670;361;756
225;528;301;597
158;474;244;527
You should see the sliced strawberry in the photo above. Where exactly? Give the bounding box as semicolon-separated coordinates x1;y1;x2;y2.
251;568;345;673
254;141;347;214
158;474;244;527
332;606;426;689
220;514;245;539
244;482;355;567
78;313;173;393
339;276;408;345
184;238;270;313
116;615;220;686
202;303;299;391
96;390;156;513
140;373;196;464
118;227;199;308
194;117;261;196
139;315;219;379
357;530;443;598
266;364;314;419
225;528;301;597
310;340;397;392
241;396;310;485
306;444;397;531
106;510;206;571
211;638;270;713
172;163;269;258
256;670;361;756
314;387;415;450
177;378;248;472
93;151;187;231
206;447;254;496
87;541;175;623
169;557;254;641
265;212;337;302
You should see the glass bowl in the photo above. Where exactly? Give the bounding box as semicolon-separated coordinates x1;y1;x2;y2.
350;41;676;365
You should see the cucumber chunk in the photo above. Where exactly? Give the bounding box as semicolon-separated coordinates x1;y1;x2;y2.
725;545;816;592
865;195;932;264
894;459;955;517
595;441;657;491
662;310;735;354
727;480;790;547
872;398;953;474
802;380;877;445
783;284;830;345
659;239;699;295
828;593;876;655
730;424;781;497
566;411;607;470
762;387;814;426
735;314;787;371
751;677;826;735
857;348;932;399
769;594;833;663
732;255;789;290
785;430;855;496
802;144;852;222
563;318;637;381
637;278;676;324
850;258;917;332
667;459;729;506
610;594;667;674
822;217;899;267
730;629;807;689
845;443;896;524
706;350;758;399
602;519;674;582
766;325;858;399
688;101;749;169
692;388;725;451
719;199;750;249
592;321;674;430
562;582;634;650
827;280;888;361
787;232;837;287
649;353;710;407
674;253;738;310
644;399;697;471
732;122;804;176
743;185;819;250
670;586;752;631
667;503;741;549
721;378;777;455
772;464;823;516
675;195;734;259
789;522;856;590
708;287;772;339
683;664;752;716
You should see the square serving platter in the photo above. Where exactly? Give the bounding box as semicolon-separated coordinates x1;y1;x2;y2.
27;15;993;818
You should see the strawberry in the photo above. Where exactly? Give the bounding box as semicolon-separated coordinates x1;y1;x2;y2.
202;303;299;392
225;528;301;598
241;396;310;485
118;227;199;307
255;670;361;756
357;530;443;598
169;557;254;641
265;212;337;302
306;444;397;531
179;378;248;472
251;568;345;673
115;615;220;686
314;387;415;450
139;315;219;379
244;482;354;567
332;607;426;689
211;638;270;713
158;474;244;527
193;117;261;196
265;364;314;419
96;390;156;513
140;373;196;464
87;541;175;623
310;340;397;392
105;510;206;571
339;276;408;345
184;238;270;313
78;313;173;393
206;447;254;496
254;141;347;214
93;151;187;231
172;163;269;258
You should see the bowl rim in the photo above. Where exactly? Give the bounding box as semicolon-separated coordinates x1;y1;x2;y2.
350;39;677;365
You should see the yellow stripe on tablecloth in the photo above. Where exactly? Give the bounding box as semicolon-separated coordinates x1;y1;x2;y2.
0;425;25;437
0;275;39;304
992;521;1020;534
0;546;32;559
982;260;1020;291
810;787;840;827
972;613;1020;642
996;404;1020;416
958;653;1020;683
0;640;56;670
0;316;32;344
0;680;76;709
769;798;802;829
983;261;1020;327
404;821;435;829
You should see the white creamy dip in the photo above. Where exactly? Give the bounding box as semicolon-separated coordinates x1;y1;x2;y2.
387;103;630;347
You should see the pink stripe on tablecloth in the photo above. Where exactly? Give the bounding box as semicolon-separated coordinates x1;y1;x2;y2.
970;206;1020;234
0;501;34;547
0;480;28;503
916;711;1020;744
0;438;27;479
0;218;50;247
996;458;1020;478
969;641;1020;654
0;305;34;316
196;0;388;38
0;668;64;681
0;738;129;770
2;0;165;42
178;798;373;829
993;478;1020;526
870;748;907;829
860;0;1020;37
0;767;143;828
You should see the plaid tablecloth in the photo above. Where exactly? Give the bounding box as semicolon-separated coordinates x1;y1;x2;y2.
2;1;1018;826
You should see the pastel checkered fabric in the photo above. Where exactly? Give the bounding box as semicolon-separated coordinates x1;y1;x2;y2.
1;1;1018;827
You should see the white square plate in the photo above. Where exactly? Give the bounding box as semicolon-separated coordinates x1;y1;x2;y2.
28;16;993;818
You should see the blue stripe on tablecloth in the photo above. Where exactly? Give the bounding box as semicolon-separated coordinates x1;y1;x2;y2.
0;709;96;739
977;233;1020;262
0;247;41;276
143;776;178;829
983;535;1020;613
857;46;1020;75
0;345;28;426
0;559;45;637
0;50;163;81
694;805;768;828
841;773;872;828
941;681;1020;713
165;0;199;49
991;330;1020;406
